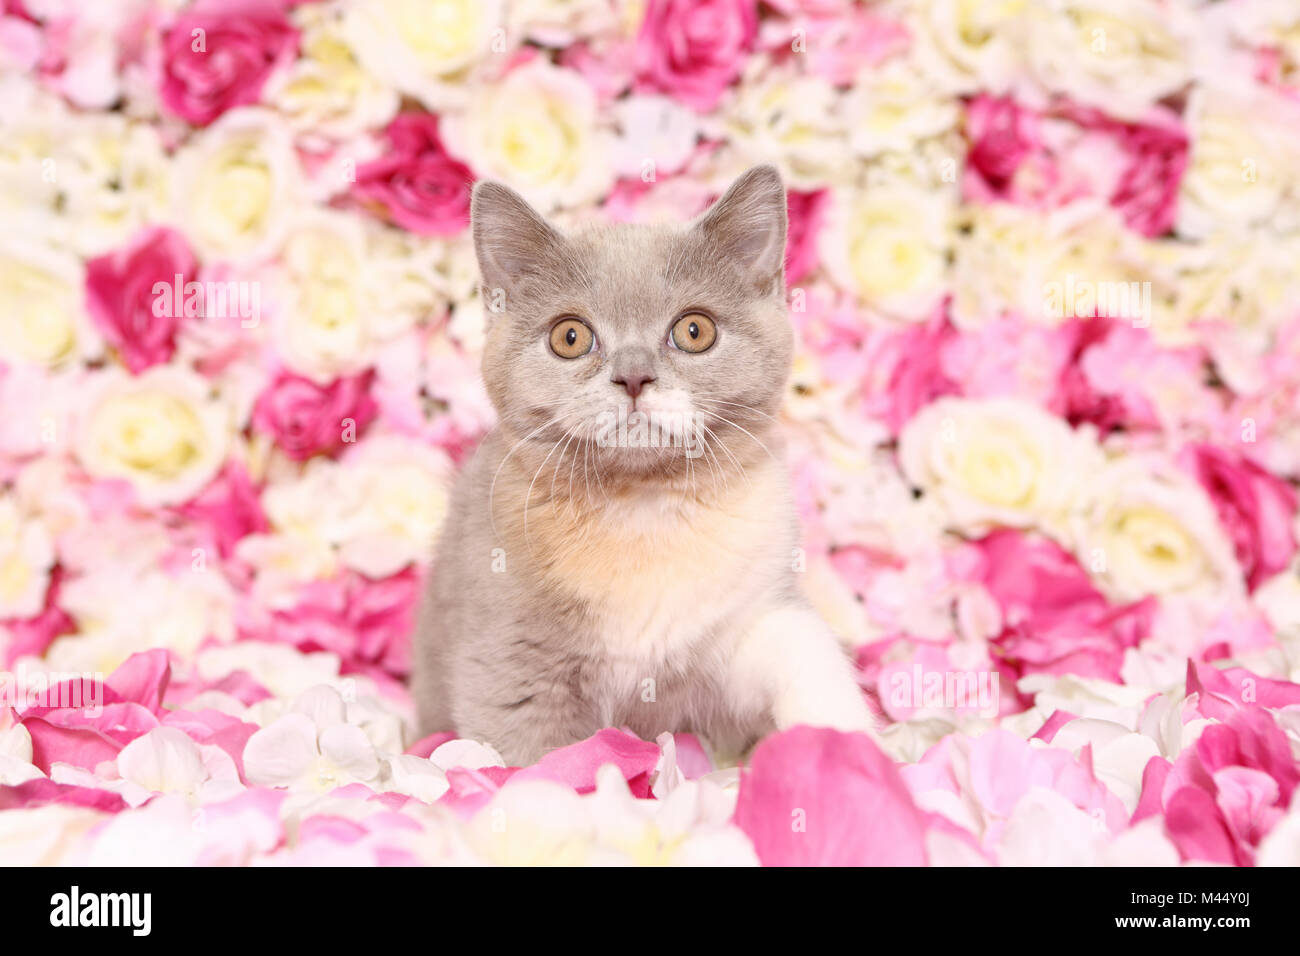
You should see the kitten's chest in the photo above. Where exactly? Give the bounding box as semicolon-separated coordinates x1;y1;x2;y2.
526;465;792;661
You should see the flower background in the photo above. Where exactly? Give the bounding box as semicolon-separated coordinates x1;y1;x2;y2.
2;0;1300;866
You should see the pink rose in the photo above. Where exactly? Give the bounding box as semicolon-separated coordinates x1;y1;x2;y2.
252;369;378;461
635;0;757;112
1143;709;1299;865
261;569;419;679
177;463;269;560
84;227;199;374
734;726;930;865
760;6;909;86
1107;113;1187;237
970;529;1153;682
783;188;827;286
939;315;1075;411
861;311;959;435
964;96;1188;237
1184;444;1298;591
1;565;74;667
351;113;474;237
159;0;298;127
963;94;1041;200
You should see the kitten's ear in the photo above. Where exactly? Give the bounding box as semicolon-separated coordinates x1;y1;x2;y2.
471;181;563;300
693;165;787;296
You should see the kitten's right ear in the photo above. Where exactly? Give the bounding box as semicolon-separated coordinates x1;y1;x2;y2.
471;181;562;302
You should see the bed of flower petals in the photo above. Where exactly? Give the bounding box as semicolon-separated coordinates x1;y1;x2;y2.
3;0;1300;866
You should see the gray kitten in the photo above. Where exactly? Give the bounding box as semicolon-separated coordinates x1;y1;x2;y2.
411;166;874;766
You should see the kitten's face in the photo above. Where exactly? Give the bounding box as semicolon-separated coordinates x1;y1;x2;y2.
474;167;792;483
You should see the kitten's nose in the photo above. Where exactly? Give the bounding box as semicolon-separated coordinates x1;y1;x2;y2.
612;371;655;399
610;347;657;399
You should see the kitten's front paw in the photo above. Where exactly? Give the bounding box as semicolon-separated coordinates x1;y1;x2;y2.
773;682;879;736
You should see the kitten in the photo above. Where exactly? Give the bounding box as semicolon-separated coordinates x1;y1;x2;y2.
411;165;875;765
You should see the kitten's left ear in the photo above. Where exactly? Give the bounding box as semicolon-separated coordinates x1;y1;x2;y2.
693;165;787;296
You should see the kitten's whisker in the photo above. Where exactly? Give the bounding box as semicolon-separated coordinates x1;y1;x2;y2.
703;410;779;468
700;423;750;491
522;428;572;548
549;426;580;508
695;397;780;424
697;428;728;495
566;429;584;521
489;417;561;542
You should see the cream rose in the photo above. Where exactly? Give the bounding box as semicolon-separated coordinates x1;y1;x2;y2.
1025;0;1192;121
75;367;230;507
1068;454;1242;603
333;437;453;578
273;210;373;383
441;58;614;212
59;115;173;257
1177;85;1300;239
723;64;854;189
843;60;960;158
0;240;98;368
54;564;236;667
819;176;955;322
173;108;301;263
907;0;1032;95
0;496;56;619
950;201;1138;331
268;5;399;143
507;0;621;47
342;0;504;109
898;397;1102;537
260;436;451;579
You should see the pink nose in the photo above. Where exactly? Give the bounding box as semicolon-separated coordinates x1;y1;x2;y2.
613;372;655;399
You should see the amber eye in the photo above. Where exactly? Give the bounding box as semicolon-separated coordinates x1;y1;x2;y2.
549;318;595;358
670;313;717;353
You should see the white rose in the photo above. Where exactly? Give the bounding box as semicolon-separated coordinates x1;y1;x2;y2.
507;0;621;47
361;226;445;341
56;564;236;663
59;115;172;257
842;60;960;157
342;0;504;109
1177;85;1300;239
334;437;453;578
0;496;55;619
950;201;1139;331
722;64;854;189
272;210;373;383
196;643;348;703
0;240;98;368
1069;454;1242;603
907;0;1033;95
610;95;700;181
267;5;399;143
818;176;955;321
1025;0;1192;121
898;397;1103;537
236;531;339;608
442;59;614;212
1163;232;1300;347
75;367;230;507
1222;0;1300;90
0;719;43;787
173;109;301;263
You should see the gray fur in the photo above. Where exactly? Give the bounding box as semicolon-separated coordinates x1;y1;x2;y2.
410;166;872;765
